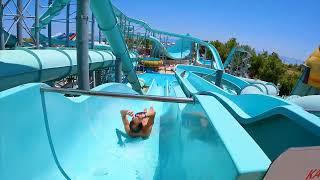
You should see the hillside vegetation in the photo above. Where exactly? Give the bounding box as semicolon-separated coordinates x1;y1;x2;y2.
206;38;303;96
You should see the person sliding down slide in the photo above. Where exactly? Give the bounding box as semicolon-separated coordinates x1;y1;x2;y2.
120;107;156;138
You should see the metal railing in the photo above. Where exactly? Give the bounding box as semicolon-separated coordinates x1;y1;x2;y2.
40;86;195;104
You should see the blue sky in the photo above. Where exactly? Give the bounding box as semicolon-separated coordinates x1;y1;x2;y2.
3;0;319;61
112;0;319;61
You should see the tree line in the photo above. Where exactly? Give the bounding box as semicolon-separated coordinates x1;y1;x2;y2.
205;38;303;96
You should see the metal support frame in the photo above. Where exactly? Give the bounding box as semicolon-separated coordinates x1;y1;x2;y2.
90;13;95;87
144;30;147;56
94;69;102;86
194;43;199;65
76;0;90;90
215;69;223;87
98;29;101;43
16;0;23;45
0;0;4;49
181;38;183;59
115;57;122;83
48;0;52;46
90;13;94;49
65;2;70;47
204;47;207;60
41;86;195;104
34;0;39;48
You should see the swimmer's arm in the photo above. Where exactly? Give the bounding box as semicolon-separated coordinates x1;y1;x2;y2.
120;110;133;134
146;107;156;128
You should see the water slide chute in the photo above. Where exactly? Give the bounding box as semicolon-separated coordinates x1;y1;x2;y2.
112;6;224;86
175;65;320;160
148;35;193;60
90;0;142;93
291;47;320;96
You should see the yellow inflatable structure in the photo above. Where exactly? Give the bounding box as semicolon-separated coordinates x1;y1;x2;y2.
142;60;163;68
305;47;320;88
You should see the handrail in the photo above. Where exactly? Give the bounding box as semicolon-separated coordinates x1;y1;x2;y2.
40;86;194;104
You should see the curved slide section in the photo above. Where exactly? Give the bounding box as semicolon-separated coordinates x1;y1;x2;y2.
91;0;142;93
287;95;320;117
291;66;320;96
113;6;224;86
33;0;71;45
0;79;270;179
175;67;320;160
148;35;192;60
241;77;279;96
0;48;139;91
176;65;265;95
177;65;277;96
0;81;163;179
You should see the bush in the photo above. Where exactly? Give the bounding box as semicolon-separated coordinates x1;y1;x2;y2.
279;72;300;96
207;38;302;96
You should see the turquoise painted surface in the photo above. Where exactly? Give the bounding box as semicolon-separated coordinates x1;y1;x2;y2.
0;48;123;91
0;74;270;179
157;81;269;179
112;6;224;71
0;82;162;179
148;36;192;60
176;65;251;94
138;73;176;86
176;66;320;160
291;67;320;96
91;0;142;93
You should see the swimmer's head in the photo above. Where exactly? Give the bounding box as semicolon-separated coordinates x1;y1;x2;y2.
129;118;143;133
129;111;147;133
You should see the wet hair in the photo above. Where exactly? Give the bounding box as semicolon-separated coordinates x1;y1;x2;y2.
129;120;143;133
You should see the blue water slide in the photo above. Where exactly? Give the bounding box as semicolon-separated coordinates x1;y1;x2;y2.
286;66;320;115
32;0;72;45
0;81;163;179
0;76;270;179
287;95;320;117
196;47;248;68
0;47;138;91
175;66;320;160
291;66;320;96
241;77;279;96
112;6;224;85
91;0;142;93
148;35;193;60
176;65;265;95
8;0;142;93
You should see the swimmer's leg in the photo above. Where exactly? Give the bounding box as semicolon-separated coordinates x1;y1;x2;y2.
116;128;129;147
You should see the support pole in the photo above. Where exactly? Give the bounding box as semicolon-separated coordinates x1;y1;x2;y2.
0;0;4;50
91;13;94;49
115;57;122;83
65;2;70;47
76;0;90;90
48;0;52;47
90;13;95;87
215;69;223;87
98;29;101;43
34;0;39;49
204;47;207;60
17;0;23;45
180;39;183;64
95;70;102;86
194;43;199;65
144;30;147;56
